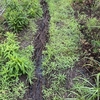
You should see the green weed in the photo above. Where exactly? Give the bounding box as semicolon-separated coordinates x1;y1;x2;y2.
75;0;100;70
3;0;42;33
0;81;26;100
21;0;43;18
0;32;34;82
0;32;35;99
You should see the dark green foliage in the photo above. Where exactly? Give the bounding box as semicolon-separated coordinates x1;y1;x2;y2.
3;0;43;33
4;10;29;33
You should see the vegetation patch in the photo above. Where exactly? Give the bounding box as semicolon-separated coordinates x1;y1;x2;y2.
0;32;35;99
0;0;100;100
42;0;80;99
1;0;43;33
69;0;100;100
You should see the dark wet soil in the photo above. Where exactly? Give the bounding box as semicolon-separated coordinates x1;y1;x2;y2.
23;0;50;100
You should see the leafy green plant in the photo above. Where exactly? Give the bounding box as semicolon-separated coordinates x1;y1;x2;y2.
76;1;100;71
0;32;34;82
3;0;42;33
92;0;100;12
91;40;100;53
4;10;29;33
0;32;35;99
86;18;100;31
3;0;28;33
86;18;100;51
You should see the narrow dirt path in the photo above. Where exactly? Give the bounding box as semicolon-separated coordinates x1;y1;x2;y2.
28;0;50;100
33;0;50;67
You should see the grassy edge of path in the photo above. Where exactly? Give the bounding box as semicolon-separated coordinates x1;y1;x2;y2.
42;0;81;100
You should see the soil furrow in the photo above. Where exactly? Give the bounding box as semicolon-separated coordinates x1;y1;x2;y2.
28;0;50;100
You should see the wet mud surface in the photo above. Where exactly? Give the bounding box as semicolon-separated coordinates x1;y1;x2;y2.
24;0;50;100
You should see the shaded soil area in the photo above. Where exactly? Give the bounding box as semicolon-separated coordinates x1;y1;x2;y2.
65;61;95;98
73;0;100;72
65;0;100;98
24;0;50;100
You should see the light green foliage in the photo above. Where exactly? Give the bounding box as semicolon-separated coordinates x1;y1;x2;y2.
3;0;43;33
91;39;100;53
86;18;100;31
0;32;34;99
86;18;100;47
70;76;100;100
0;32;34;82
0;82;26;100
21;0;43;18
93;0;100;11
42;0;80;99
